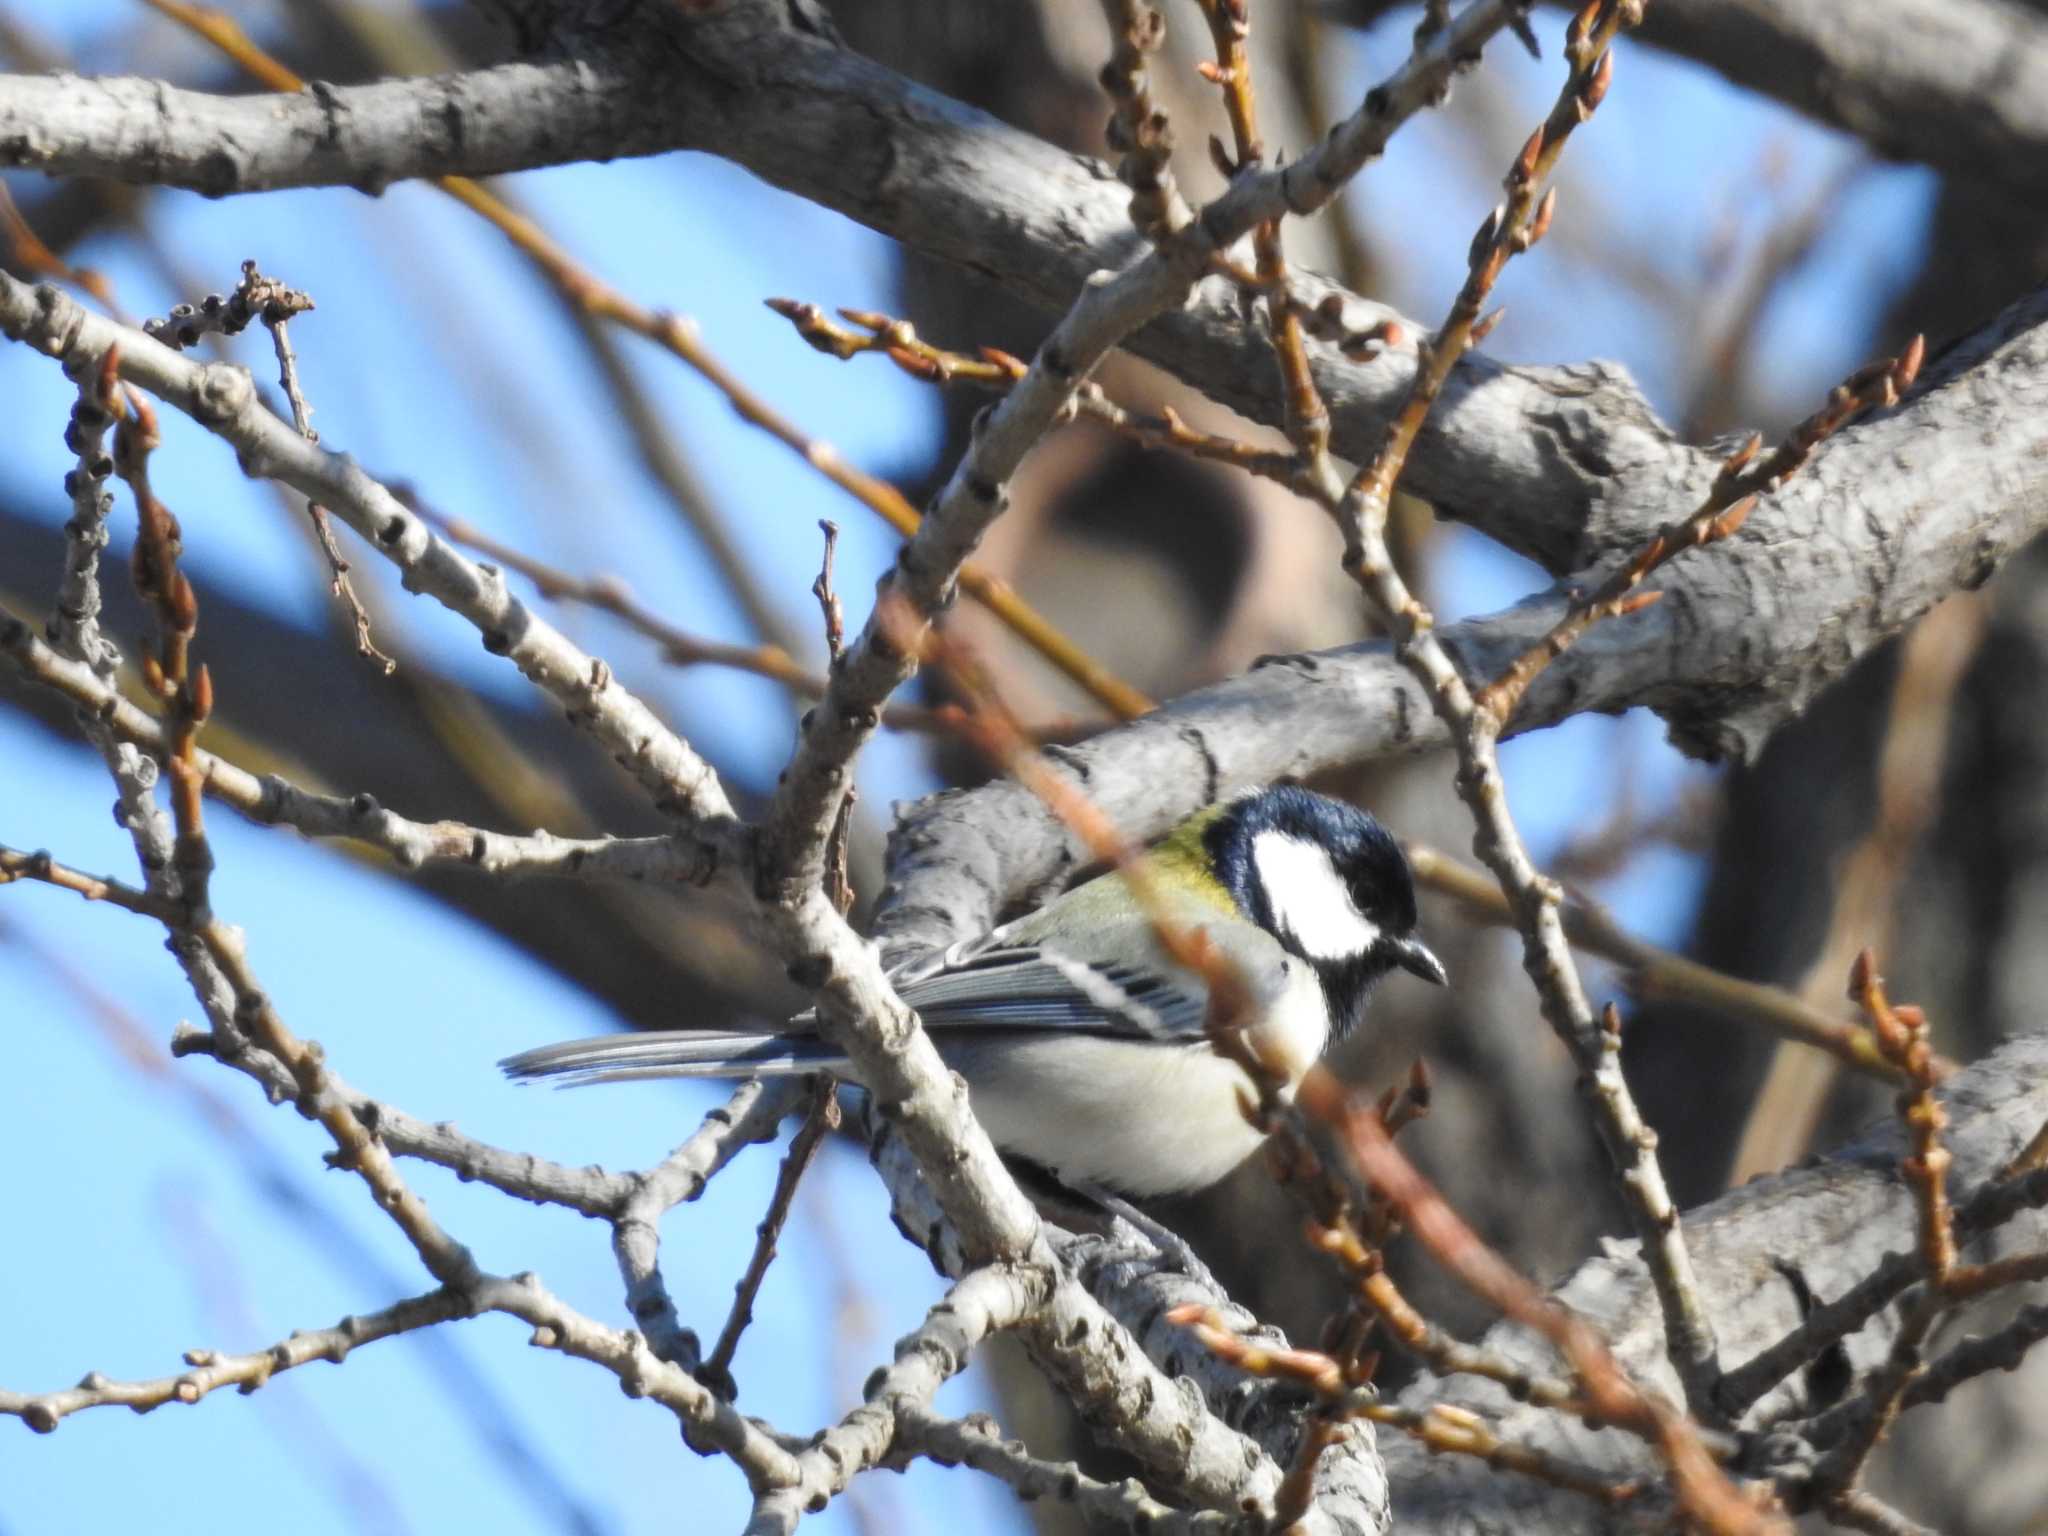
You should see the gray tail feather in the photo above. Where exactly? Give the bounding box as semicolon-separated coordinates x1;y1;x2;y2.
500;1031;848;1088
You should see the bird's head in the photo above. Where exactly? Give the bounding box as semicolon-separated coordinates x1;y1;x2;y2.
1205;785;1446;1035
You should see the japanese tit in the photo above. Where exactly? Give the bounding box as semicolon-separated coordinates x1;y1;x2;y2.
503;786;1445;1199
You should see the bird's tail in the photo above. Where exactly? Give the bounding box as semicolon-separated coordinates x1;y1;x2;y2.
500;1030;847;1088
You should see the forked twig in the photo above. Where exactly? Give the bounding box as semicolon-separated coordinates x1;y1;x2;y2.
702;1078;842;1396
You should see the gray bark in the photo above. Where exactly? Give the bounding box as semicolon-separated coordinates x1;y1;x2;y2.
1385;1030;2048;1532
0;8;1728;575
875;282;2048;963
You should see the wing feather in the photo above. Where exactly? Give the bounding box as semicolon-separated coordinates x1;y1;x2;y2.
897;942;1259;1042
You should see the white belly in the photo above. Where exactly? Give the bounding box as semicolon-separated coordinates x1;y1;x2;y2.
937;958;1329;1197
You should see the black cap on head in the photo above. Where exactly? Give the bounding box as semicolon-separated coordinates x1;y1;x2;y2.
1205;786;1444;1035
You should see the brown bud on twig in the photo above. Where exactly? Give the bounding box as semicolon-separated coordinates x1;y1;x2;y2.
886;346;941;382
1526;187;1559;248
1893;333;1926;393
1468;206;1504;266
976;346;1029;379
1581;49;1615;115
95;344;124;413
1710;495;1756;540
1509;127;1544;189
1469;307;1506;347
1565;1;1596;55
169;571;200;635
1719;432;1763;482
191;662;214;723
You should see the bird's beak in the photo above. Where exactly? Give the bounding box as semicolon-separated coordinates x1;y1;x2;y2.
1391;936;1448;987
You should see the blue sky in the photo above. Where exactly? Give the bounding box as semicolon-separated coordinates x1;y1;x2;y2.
0;4;1934;1533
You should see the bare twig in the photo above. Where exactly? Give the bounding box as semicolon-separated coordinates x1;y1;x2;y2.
897;1406;1235;1534
1099;0;1193;242
407;498;954;735
743;1264;1051;1535
1174;1307;1643;1510
1402;841;1922;1084
1320;1091;1769;1535
1821;1488;1940;1536
239;261;393;673
812;522;858;916
609;1077;805;1370
140;0;1148;724
0;844;179;921
1294;0;1738;1431
0;1288;472;1431
703;1079;842;1395
768;300;1303;482
0;614;714;884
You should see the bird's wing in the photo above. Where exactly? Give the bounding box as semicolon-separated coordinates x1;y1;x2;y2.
897;923;1291;1044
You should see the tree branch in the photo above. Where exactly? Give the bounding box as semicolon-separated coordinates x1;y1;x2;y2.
1380;1031;2048;1534
875;282;2048;963
0;2;1708;580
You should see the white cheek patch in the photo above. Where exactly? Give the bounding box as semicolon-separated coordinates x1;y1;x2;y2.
1251;831;1381;961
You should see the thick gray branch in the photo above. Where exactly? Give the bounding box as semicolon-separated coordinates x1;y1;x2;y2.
15;4;2048;613
877;285;2048;961
0;8;1698;578
872;1021;2048;1533
1383;1030;2048;1534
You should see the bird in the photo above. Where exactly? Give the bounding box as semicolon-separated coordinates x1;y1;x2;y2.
502;785;1445;1200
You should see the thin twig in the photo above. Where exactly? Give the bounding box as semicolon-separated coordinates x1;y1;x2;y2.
812;522;858;916
1172;1304;1645;1510
1320;1091;1767;1535
768;300;1304;483
238;261;393;674
896;1406;1235;1534
1402;840;1923;1083
0;1288;472;1431
1306;0;1734;1432
406;497;958;735
702;1079;842;1395
1821;1487;1941;1536
1800;957;1983;1510
1098;0;1193;243
141;0;1150;723
0;844;180;921
0;613;712;884
611;1077;804;1370
743;1265;1053;1533
1900;1298;2048;1413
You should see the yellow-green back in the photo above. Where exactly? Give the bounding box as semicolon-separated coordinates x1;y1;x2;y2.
1001;802;1242;947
